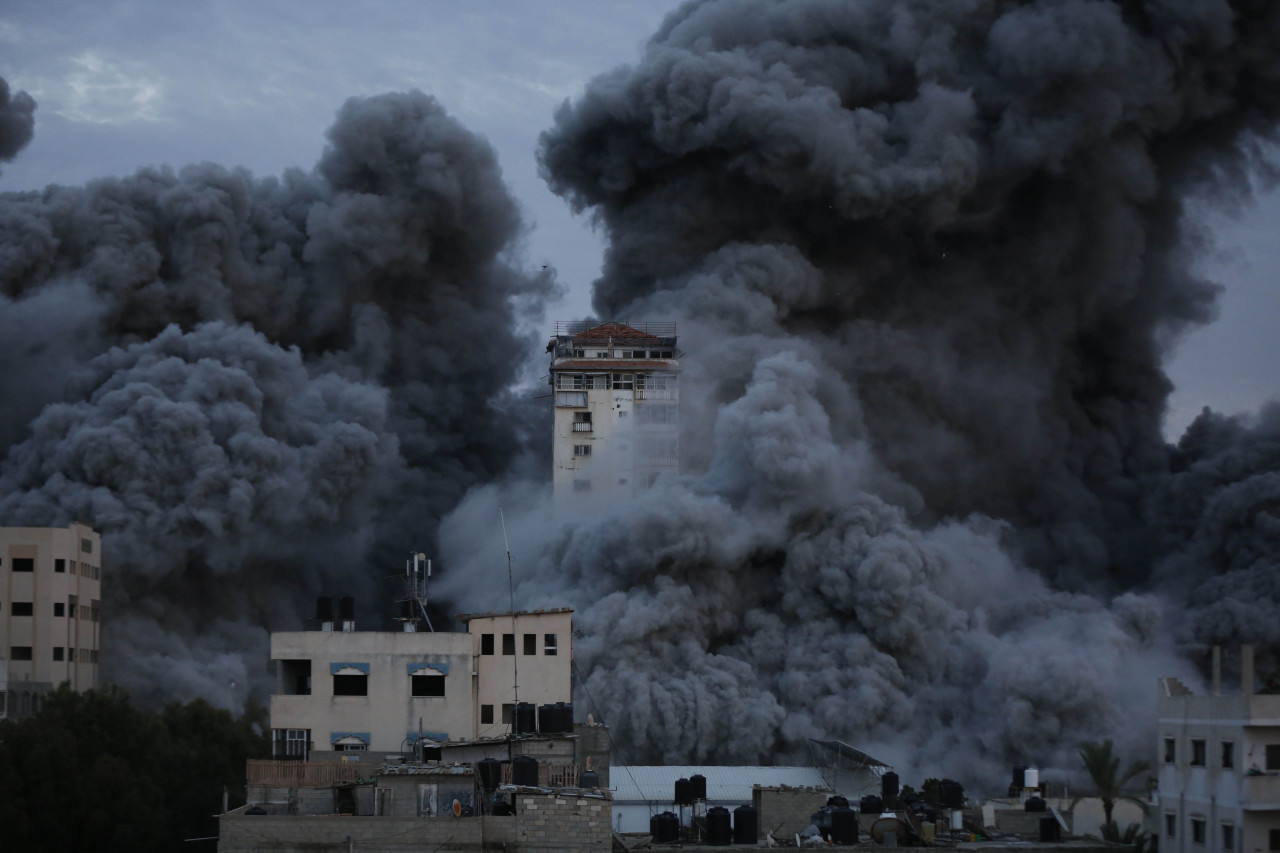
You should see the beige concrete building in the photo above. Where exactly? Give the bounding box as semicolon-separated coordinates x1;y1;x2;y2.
268;607;572;758
1157;646;1280;853
0;522;102;719
461;608;574;739
548;321;679;507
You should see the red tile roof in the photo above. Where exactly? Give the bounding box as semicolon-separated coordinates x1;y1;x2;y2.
572;322;666;343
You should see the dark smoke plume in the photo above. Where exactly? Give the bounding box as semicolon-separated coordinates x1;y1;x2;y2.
435;0;1280;788
0;77;36;169
0;90;555;705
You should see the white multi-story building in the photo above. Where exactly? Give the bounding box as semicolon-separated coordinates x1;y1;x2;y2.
1157;646;1280;853
548;321;680;506
0;522;102;719
267;605;573;759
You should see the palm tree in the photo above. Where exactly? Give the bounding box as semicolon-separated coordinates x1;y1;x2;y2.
1077;739;1151;831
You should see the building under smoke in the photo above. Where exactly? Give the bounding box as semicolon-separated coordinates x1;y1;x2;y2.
548;321;680;506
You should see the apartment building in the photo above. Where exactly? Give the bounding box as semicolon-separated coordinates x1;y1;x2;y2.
0;522;102;719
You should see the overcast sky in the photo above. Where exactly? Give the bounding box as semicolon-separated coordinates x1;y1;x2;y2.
1;0;1275;439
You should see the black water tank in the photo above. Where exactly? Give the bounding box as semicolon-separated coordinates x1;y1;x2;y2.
674;777;693;805
537;703;556;733
690;773;707;801
1025;796;1046;813
316;596;333;622
706;806;732;846
338;595;354;621
827;795;849;808
514;702;537;735
1040;816;1062;842
511;755;538;786
860;795;884;814
940;779;965;808
1012;765;1028;788
477;757;502;790
734;804;758;844
882;771;900;800
831;806;859;845
558;702;574;732
651;812;680;843
579;769;600;790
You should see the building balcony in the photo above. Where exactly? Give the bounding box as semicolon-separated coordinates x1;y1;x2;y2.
1241;773;1280;810
572;422;592;432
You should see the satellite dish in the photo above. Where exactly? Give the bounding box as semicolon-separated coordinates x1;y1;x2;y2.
452;798;462;818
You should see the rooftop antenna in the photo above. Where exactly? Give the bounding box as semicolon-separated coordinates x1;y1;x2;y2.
501;507;519;730
397;551;435;632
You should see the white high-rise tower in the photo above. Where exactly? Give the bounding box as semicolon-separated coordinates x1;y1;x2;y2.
548;321;680;505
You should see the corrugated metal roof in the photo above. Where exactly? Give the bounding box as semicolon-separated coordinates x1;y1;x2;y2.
611;766;829;804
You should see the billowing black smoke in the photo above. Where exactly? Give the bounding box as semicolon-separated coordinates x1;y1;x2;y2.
433;0;1280;786
0;77;36;168
0;84;555;705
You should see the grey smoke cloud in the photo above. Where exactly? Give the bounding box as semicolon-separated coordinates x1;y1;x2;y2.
0;89;555;705
0;77;36;167
432;0;1280;788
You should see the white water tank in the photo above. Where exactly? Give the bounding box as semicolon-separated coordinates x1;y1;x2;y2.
1024;767;1040;789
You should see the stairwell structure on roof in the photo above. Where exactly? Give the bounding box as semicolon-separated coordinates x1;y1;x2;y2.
547;321;680;507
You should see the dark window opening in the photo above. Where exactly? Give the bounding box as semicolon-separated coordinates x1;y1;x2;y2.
1222;741;1234;768
523;634;536;655
12;558;33;573
332;674;368;696
53;647;64;661
54;603;64;617
1269;828;1280;852
81;538;93;553
502;703;514;724
11;602;33;616
481;704;494;725
481;633;495;655
54;558;65;573
1164;738;1176;764
10;646;33;661
412;675;445;697
1192;739;1206;766
1268;744;1280;772
1223;824;1234;851
1192;818;1205;844
280;659;311;695
502;633;515;655
1166;814;1176;838
545;634;558;656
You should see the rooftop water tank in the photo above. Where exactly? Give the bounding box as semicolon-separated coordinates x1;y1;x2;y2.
689;773;707;801
733;804;758;844
511;755;538;787
831;806;858;845
706;806;732;846
674;777;693;805
477;757;502;790
651;812;680;843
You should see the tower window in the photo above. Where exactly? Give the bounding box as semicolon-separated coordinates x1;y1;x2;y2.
502;633;515;655
1192;818;1205;844
481;704;494;725
55;559;65;573
1222;741;1234;768
12;558;33;572
523;633;537;655
481;633;495;655
573;445;592;457
544;634;558;656
1192;739;1206;766
333;674;368;696
10;602;33;616
1164;738;1176;763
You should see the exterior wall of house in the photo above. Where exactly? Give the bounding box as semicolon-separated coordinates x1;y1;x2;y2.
269;630;474;753
462;609;573;739
1157;667;1280;853
0;523;101;718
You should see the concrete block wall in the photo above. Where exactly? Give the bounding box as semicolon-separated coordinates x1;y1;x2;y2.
511;791;612;852
753;786;832;840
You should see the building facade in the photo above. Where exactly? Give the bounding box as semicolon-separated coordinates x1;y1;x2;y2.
1157;647;1280;853
548;321;679;506
267;607;572;758
0;523;102;719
